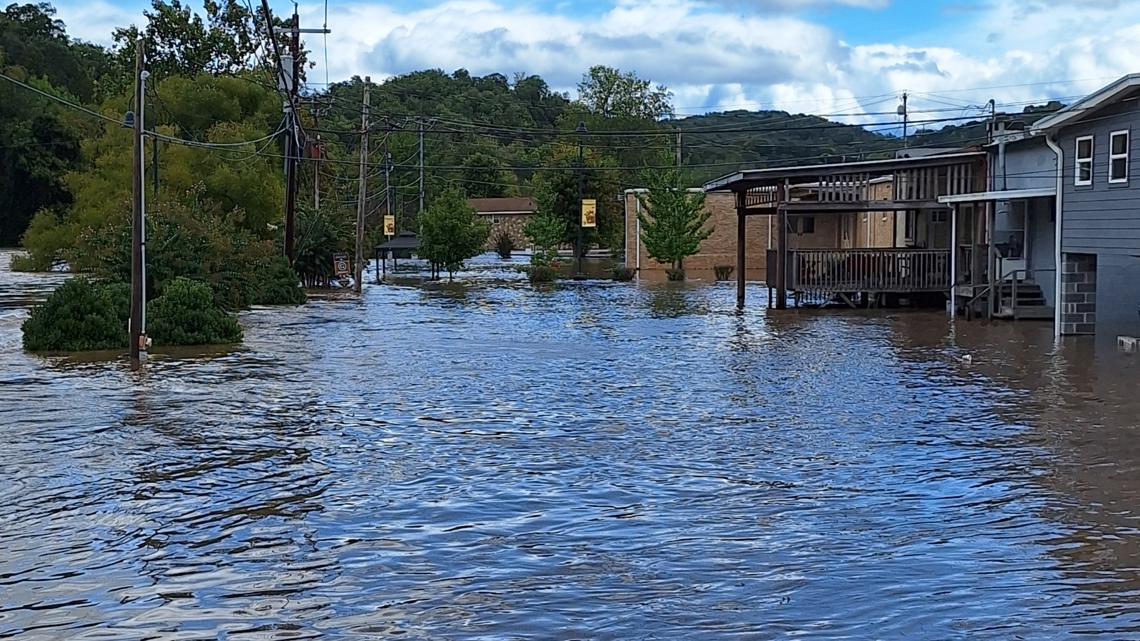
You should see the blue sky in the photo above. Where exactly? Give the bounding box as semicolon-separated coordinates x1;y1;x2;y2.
53;0;1140;120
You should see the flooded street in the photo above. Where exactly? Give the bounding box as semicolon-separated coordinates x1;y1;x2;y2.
2;249;1140;640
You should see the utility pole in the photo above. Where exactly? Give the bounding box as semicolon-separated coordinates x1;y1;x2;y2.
576;120;587;276
312;97;321;210
418;120;425;219
676;129;682;167
281;8;301;263
354;76;370;295
130;37;147;370
898;92;909;148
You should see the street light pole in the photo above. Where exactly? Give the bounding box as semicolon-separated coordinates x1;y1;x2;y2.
576;120;587;276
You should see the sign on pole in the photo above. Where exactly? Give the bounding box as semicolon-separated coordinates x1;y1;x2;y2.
333;252;351;287
581;199;597;228
384;215;396;237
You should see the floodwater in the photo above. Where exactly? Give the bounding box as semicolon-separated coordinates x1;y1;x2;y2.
2;249;1140;640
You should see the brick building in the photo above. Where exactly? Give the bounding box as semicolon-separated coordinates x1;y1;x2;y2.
468;197;536;251
623;180;899;283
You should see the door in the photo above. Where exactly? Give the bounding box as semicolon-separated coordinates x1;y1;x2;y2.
997;200;1028;280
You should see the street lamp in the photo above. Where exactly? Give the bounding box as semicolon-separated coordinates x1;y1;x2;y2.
576;120;587;276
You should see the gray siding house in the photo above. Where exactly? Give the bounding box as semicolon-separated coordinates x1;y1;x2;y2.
1034;74;1140;336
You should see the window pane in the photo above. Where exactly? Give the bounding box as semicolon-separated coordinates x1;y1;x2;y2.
1113;132;1129;155
1112;158;1127;181
1079;161;1092;182
1078;138;1092;158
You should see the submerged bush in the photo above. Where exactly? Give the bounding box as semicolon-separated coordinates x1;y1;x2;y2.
611;265;635;282
714;265;734;281
666;267;686;282
9;252;51;272
494;232;515;259
527;264;558;284
250;255;307;306
22;278;129;352
148;278;243;346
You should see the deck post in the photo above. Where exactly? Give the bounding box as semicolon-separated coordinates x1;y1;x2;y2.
776;202;788;310
735;191;746;310
986;200;995;320
949;204;957;318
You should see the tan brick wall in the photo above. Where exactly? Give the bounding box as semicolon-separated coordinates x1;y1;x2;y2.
480;213;532;251
625;191;775;282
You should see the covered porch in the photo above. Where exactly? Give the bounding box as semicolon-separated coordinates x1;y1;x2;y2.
938;188;1058;321
705;151;987;310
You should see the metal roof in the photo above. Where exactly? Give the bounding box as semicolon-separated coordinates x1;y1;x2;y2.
703;150;986;192
1032;73;1140;133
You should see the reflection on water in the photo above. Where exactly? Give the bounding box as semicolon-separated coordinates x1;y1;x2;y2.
2;250;1140;639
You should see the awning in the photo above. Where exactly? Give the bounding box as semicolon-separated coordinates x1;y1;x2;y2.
937;187;1056;205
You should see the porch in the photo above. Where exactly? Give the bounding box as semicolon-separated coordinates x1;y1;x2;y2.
705;151;987;310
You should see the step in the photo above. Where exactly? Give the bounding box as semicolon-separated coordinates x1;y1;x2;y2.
997;305;1055;320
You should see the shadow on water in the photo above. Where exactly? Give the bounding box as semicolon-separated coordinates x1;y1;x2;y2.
4;249;1140;639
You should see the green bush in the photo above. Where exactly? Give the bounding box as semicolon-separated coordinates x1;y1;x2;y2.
714;265;734;281
666;267;686;282
22;278;130;352
494;232;514;259
9;252;50;272
250;255;307;305
527;264;558;283
611;265;635;281
148;278;243;346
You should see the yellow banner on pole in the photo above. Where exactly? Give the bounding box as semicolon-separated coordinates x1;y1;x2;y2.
384;215;396;237
581;199;597;228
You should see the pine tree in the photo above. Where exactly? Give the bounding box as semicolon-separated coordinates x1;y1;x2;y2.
636;169;713;280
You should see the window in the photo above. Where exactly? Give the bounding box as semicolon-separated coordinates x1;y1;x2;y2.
1110;130;1129;184
1075;135;1093;186
800;216;815;234
931;210;948;224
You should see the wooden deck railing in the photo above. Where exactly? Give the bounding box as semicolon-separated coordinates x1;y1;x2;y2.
789;249;950;293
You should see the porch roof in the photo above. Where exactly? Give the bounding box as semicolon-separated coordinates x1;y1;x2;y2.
937;187;1056;204
703;150;985;192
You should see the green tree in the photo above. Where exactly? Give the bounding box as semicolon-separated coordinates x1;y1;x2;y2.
523;211;565;267
418;187;490;280
460;151;511;198
531;140;623;258
577;65;673;120
637;168;713;280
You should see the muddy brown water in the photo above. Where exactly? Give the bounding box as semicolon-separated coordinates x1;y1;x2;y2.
2;250;1140;640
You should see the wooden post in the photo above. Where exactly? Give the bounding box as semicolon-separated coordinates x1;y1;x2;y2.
950;204;958;318
736;191;746;310
354;77;370;294
776;185;789;310
986;199;995;320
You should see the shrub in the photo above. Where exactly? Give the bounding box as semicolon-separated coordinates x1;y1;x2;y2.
22;278;129;352
611;265;635;281
250;255;307;305
9;252;50;272
494;232;514;259
527;264;558;283
148;278;243;346
419;188;491;280
714;265;734;281
666;267;685;282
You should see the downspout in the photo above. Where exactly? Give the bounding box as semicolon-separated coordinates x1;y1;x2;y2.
635;194;642;278
1045;134;1064;339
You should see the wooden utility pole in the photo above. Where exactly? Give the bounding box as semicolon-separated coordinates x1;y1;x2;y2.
281;8;300;262
130;37;146;370
676;130;682;167
418;120;425;218
354;76;370;294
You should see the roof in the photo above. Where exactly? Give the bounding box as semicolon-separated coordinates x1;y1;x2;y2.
703;150;986;192
1032;73;1140;133
937;187;1056;204
467;197;536;215
376;231;420;251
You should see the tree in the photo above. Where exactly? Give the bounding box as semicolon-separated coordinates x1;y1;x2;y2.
577;65;673;120
418;188;490;280
637;168;713;280
522;211;565;282
531;141;623;258
461;151;510;198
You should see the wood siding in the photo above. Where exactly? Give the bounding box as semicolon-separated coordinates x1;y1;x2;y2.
1059;95;1140;256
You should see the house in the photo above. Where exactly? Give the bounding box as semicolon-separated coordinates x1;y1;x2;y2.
705;151;985;309
938;121;1058;321
467;197;536;251
1030;73;1140;337
623;178;899;282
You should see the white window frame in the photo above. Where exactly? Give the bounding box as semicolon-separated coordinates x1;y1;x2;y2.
1075;135;1094;186
1109;129;1130;184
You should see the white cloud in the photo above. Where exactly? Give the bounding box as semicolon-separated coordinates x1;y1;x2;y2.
52;0;1140;120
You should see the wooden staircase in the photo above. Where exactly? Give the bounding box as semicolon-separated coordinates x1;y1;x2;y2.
996;280;1054;320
